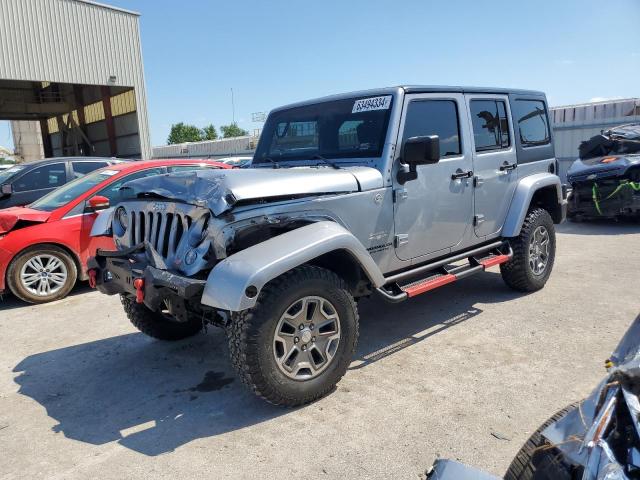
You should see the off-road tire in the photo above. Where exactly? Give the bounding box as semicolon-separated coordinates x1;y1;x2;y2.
504;403;579;480
7;244;77;304
120;295;203;341
501;208;556;292
227;265;359;407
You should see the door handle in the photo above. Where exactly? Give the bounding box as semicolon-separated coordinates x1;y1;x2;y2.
499;162;517;172
451;169;473;180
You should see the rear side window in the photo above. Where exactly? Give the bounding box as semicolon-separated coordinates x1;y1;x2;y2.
512;100;550;147
470;100;510;151
72;161;109;177
402;100;461;157
13;163;66;192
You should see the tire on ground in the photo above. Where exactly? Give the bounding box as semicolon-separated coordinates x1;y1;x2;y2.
501;207;556;292
504;403;579;480
120;295;203;341
227;265;359;407
7;244;77;304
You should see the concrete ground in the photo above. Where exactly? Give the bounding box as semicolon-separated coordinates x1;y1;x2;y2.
0;220;639;480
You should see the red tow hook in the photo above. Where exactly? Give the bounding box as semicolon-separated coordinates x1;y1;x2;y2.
88;269;97;289
133;278;145;304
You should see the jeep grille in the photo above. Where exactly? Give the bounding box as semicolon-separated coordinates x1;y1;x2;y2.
128;209;193;258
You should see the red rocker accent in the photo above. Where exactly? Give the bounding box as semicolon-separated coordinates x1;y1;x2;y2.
402;274;457;298
88;269;97;288
479;254;511;269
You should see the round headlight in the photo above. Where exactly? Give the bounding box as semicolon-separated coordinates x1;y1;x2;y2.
115;207;128;232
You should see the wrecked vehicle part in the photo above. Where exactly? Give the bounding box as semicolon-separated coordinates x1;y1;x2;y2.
567;124;640;219
429;313;640;480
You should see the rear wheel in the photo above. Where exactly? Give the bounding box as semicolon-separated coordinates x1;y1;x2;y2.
227;265;359;406
7;245;77;304
501;208;556;292
121;295;203;341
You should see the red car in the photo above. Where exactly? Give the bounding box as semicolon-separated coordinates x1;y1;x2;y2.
0;159;229;304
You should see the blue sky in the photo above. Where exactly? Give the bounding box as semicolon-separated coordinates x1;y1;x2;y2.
1;0;639;150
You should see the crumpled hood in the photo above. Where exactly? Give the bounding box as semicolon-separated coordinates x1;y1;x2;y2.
0;207;51;234
121;166;383;216
567;154;640;182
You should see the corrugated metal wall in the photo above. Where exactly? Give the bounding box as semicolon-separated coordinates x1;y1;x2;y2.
551;98;640;181
0;0;151;158
153;136;259;159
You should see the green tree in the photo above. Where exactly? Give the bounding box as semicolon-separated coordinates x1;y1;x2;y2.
220;122;249;138
202;124;218;140
167;122;203;144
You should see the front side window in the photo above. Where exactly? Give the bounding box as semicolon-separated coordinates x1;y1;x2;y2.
470;100;510;152
95;168;166;206
254;95;393;163
401;100;461;157
0;165;25;184
512;100;550;147
13;163;66;192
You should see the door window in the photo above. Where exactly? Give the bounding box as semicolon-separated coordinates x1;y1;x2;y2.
512;100;550;147
402;100;461;157
167;165;221;173
469;100;510;151
72;161;109;178
13;163;66;192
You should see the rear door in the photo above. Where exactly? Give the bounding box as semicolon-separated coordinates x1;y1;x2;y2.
465;95;518;237
393;93;474;260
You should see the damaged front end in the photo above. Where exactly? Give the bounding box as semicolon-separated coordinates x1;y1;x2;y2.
567;124;640;219
427;313;640;480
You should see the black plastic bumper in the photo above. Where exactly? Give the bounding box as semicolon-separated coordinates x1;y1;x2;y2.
88;245;206;311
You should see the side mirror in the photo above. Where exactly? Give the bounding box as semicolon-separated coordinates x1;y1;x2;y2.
404;135;440;166
88;195;110;211
1;183;12;197
397;135;440;184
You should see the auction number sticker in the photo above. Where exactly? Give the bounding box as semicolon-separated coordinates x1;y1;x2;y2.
352;95;392;113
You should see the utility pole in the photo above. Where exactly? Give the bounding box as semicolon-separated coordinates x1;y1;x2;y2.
231;88;235;124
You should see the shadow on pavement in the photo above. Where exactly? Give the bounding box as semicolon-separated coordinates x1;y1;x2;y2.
0;282;93;311
557;218;640;236
12;271;520;456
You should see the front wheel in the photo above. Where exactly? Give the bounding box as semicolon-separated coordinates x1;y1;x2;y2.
501;208;556;292
121;295;203;341
227;265;359;407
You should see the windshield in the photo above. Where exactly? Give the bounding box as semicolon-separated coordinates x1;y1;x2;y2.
30;168;120;212
0;165;25;184
253;95;393;164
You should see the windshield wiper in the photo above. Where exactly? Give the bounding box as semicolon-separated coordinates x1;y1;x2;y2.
311;155;340;169
261;157;280;169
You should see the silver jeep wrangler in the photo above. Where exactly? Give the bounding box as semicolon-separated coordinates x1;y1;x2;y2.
89;86;566;406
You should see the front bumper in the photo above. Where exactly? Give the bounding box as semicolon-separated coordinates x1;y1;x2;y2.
88;244;206;311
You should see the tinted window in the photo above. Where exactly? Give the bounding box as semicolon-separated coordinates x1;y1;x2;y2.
95;168;165;206
513;100;550;147
402;100;461;157
0;164;25;184
470;100;510;151
13;163;66;192
72;161;109;177
167;165;220;173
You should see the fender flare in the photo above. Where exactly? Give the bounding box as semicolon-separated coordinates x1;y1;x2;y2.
502;173;563;237
201;221;385;312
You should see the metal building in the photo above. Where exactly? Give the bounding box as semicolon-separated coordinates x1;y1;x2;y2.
0;0;151;159
551;98;640;181
153;135;259;159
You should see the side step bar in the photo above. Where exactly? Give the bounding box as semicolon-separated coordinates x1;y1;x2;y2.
376;242;513;303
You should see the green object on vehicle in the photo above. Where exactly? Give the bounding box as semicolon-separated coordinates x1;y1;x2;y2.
592;180;640;215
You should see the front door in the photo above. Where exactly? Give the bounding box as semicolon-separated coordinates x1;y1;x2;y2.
393;94;474;261
465;95;518;237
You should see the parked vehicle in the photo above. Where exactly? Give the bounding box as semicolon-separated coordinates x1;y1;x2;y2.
427;313;640;480
566;123;640;220
0;157;124;210
89;86;566;406
0;159;229;304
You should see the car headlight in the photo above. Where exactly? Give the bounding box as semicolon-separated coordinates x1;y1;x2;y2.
115;207;129;232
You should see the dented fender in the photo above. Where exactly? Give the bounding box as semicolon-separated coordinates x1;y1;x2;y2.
90;207;115;237
201;221;385;312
